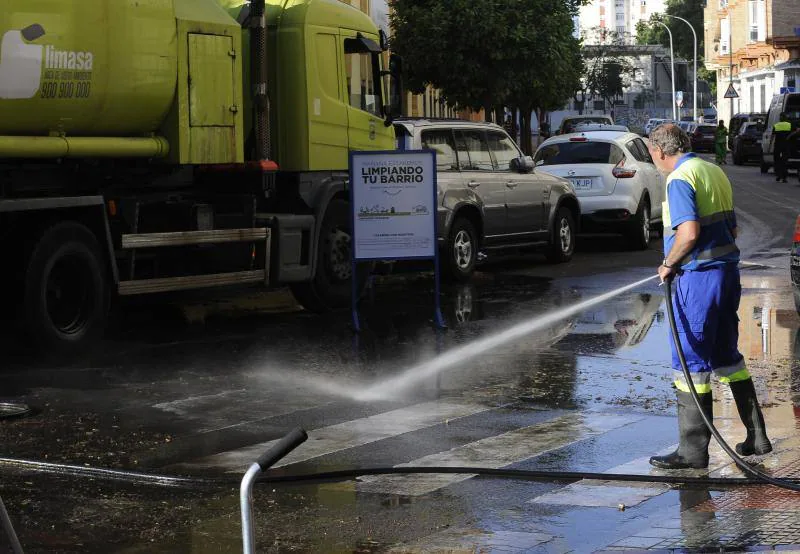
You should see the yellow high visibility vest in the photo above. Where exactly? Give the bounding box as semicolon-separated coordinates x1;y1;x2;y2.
663;156;739;268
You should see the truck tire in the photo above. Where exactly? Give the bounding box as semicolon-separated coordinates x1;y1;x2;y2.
627;196;651;251
545;207;575;263
24;222;109;354
443;217;478;282
290;199;368;313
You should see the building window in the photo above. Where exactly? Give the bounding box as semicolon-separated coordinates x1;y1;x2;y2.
616;26;626;34
616;12;624;20
720;17;730;54
641;0;646;5
719;0;728;7
748;0;766;42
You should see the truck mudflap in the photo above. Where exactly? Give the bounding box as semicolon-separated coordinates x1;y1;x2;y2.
257;213;315;283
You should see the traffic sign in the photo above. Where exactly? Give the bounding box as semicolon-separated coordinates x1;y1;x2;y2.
723;83;739;99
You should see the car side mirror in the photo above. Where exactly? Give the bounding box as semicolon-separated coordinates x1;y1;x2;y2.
510;156;535;173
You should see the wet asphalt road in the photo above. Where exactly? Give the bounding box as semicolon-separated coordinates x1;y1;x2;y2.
1;155;800;553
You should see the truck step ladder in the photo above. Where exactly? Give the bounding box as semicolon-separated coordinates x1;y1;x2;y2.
118;228;271;295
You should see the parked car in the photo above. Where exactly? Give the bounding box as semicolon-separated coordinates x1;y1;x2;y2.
792;214;800;314
728;112;766;150
644;119;666;137
533;130;664;250
557;115;614;135
690;124;717;153
573;123;630;133
393;119;581;281
645;119;679;137
678;121;697;134
731;121;765;165
761;93;800;175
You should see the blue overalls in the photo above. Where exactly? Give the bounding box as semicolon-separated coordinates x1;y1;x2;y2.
663;153;750;392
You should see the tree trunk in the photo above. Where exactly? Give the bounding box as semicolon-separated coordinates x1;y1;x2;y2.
494;106;505;127
510;107;519;143
520;107;533;156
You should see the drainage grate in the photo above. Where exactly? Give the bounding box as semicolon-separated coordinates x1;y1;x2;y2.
0;403;31;420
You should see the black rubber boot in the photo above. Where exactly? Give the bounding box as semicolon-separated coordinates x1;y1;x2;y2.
650;390;713;469
729;378;772;456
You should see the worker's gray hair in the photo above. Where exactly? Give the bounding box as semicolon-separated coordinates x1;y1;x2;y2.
648;124;691;156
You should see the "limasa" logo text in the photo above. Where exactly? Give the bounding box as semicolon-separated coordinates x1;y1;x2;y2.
45;45;93;71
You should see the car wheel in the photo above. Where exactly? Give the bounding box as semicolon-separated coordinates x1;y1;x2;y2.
443;217;478;282
545;207;575;263
627;197;651;250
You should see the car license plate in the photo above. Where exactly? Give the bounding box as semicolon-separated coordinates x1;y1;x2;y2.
570;178;593;190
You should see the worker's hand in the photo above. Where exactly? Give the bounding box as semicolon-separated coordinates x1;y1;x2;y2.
658;263;677;284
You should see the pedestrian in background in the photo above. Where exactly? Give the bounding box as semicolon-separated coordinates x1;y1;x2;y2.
646;124;771;470
772;112;792;183
714;120;728;165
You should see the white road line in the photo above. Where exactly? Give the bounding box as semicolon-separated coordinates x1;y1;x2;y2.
353;412;641;496
176;399;497;472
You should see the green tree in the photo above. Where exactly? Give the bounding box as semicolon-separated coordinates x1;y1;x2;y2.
582;28;636;110
389;0;509;113
500;0;584;154
390;0;585;131
636;0;716;96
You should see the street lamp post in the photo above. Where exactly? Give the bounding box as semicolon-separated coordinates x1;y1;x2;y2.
654;20;676;121
662;14;698;122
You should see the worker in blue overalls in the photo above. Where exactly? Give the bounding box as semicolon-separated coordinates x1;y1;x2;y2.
645;124;772;469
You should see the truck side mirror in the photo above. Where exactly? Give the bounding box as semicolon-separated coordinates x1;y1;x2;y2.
383;53;404;126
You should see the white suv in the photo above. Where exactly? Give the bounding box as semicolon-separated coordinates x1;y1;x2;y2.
533;130;665;249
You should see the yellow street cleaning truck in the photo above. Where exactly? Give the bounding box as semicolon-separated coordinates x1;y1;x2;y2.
0;0;402;353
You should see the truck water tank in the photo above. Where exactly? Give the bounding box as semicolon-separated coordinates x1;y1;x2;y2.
0;0;178;137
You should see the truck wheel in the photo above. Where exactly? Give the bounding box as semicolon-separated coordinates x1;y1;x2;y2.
24;222;109;354
627;197;651;251
290;199;368;313
443;217;478;282
545;207;575;263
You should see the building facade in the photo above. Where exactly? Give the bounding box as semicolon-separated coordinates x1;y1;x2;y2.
576;0;667;43
704;0;800;124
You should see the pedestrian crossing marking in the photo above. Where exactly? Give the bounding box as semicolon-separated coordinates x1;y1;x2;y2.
178;399;496;472
354;413;641;496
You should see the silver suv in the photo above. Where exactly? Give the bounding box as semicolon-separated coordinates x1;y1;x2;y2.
393;119;580;281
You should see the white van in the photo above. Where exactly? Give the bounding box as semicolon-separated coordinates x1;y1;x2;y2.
760;92;800;173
